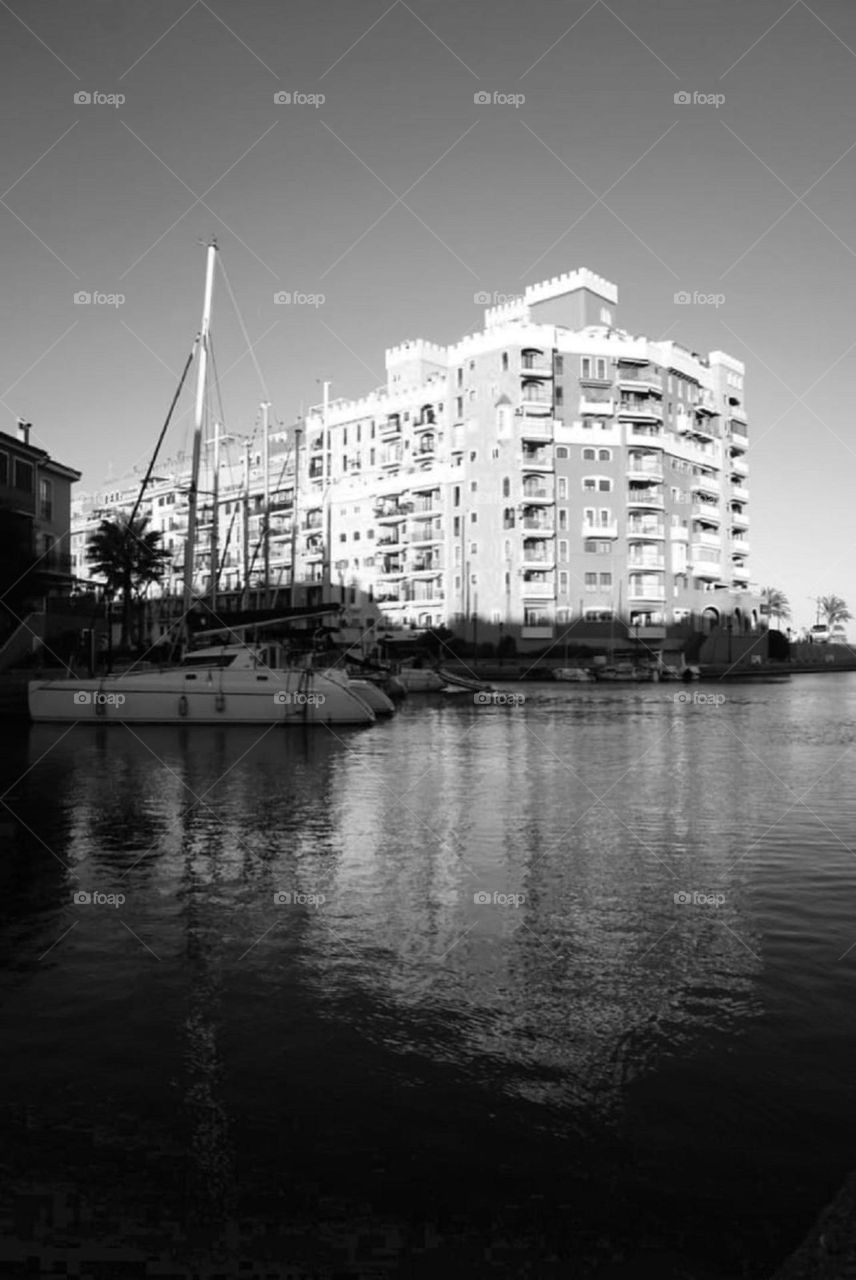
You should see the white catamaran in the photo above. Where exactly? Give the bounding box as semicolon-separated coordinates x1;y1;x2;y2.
28;241;377;726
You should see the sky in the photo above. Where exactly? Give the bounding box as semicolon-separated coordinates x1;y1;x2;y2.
2;0;856;631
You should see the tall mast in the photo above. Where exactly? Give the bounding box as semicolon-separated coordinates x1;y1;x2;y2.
210;418;220;615
321;379;331;600
182;237;217;643
241;440;250;609
261;400;270;609
290;420;301;609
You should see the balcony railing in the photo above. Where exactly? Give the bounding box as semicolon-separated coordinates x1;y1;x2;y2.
628;555;665;570
627;487;664;508
627;460;663;481
522;450;552;469
627;520;664;538
522;483;554;502
580;397;615;416
523;518;554;532
618;399;662;419
582;521;619;539
521;581;556;599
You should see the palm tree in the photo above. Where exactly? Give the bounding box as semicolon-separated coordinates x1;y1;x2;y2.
87;513;171;647
818;595;853;628
762;587;791;629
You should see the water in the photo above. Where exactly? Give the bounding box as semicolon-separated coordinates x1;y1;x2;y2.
3;675;856;1276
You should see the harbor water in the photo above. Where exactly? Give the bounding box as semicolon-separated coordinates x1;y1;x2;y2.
2;674;856;1277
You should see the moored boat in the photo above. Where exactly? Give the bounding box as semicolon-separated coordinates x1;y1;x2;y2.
28;644;375;725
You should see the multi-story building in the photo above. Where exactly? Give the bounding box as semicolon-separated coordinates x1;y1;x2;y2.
298;268;758;646
72;268;758;652
0;421;80;614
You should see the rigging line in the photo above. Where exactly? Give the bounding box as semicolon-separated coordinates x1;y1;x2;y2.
217;254;271;406
128;338;199;530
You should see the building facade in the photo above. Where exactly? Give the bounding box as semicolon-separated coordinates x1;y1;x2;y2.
72;268;758;650
0;421;80;616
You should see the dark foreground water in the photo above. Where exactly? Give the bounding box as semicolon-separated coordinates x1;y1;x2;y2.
2;675;856;1278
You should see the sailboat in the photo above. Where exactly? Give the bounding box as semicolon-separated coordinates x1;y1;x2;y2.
28;241;375;726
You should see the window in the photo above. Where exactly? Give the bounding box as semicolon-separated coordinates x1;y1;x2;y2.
0;452;7;486
559;540;568;559
555;355;563;374
559;571;569;591
339;532;347;543
585;572;598;591
470;542;477;555
470;511;477;523
555;386;563;405
456;397;463;417
582;357;591;378
599;572;612;587
598;541;612;554
558;477;568;499
598;509;611;527
584;507;595;527
470;481;478;492
14;460;33;492
583;448;596;460
596;358;607;379
585;539;597;552
454;486;460;507
558;510;567;531
598;449;612;461
556;446;569;459
502;352;508;371
453;516;461;534
502;476;510;498
370;449;375;465
503;508;515;528
599;479;611;492
39;477;52;519
353;531;360;541
457;368;463;387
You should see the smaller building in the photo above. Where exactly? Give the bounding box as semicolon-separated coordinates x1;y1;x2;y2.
0;421;80;618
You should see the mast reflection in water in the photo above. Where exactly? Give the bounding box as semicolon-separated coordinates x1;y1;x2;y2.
3;677;856;1276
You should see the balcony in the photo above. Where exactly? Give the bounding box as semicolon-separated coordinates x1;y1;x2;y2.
415;437;437;460
580;396;615;416
408;523;442;545
693;530;722;549
626;457;663;482
628;577;666;602
731;535;750;555
731;454;749;475
627;520;665;539
731;562;750;580
522;546;555;568
408;562;442;576
380;416;402;438
522;480;554;503
582;520;619;539
519;395;553;416
695;394;718;416
376;533;403;548
521;580;556;599
523;517;554;533
627;486;664;509
375;503;408;522
690;545;722;578
731;483;749;503
520;417;554;442
520;362;553;379
692;473;720;497
381;452;403;469
691;502;720;523
730;420;748;440
730;508;749;528
618;399;662;421
617;368;663;392
521;448;552;471
629;554;665;571
669;524;689;541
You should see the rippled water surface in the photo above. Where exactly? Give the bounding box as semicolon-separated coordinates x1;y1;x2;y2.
3;675;856;1276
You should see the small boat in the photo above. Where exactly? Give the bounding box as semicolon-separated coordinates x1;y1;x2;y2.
553;667;594;683
29;644;376;725
322;668;396;715
436;668;494;693
396;666;446;692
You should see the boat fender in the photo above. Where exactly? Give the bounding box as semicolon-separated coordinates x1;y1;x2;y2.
178;694;189;717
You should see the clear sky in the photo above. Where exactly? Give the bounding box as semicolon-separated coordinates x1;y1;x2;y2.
2;0;855;631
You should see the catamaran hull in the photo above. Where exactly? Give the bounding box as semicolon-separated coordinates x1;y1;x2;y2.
28;670;374;725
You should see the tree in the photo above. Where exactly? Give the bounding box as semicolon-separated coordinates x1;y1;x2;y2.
86;514;171;647
818;595;852;628
762;587;791;628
